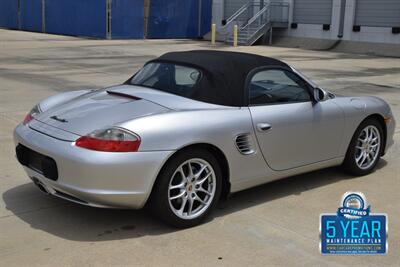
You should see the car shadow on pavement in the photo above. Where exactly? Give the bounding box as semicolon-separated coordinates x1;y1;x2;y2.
213;159;387;219
3;159;387;241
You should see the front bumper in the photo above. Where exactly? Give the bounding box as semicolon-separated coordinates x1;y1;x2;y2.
384;115;396;155
14;123;174;209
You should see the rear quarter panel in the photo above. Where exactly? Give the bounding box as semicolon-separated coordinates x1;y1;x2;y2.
118;108;271;187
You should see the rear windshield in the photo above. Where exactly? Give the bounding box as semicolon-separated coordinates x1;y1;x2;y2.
129;62;202;98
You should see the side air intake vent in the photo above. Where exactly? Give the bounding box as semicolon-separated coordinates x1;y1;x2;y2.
235;134;255;155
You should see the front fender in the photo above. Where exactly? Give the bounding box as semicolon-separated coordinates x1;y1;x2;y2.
333;96;395;156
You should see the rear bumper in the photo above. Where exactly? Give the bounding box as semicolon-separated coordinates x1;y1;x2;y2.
14;123;174;209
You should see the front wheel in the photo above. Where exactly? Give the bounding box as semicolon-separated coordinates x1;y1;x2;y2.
342;118;384;176
149;149;222;228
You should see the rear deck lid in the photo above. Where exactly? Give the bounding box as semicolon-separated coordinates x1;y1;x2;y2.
33;89;170;136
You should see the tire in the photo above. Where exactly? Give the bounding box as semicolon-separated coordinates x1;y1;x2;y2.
342;118;384;176
149;148;222;228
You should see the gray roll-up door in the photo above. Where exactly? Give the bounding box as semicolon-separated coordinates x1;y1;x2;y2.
224;0;249;19
355;0;400;27
293;0;333;24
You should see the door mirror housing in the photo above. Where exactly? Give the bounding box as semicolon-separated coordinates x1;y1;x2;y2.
314;87;330;102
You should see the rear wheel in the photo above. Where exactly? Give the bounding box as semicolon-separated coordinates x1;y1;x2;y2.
342;118;384;176
149;149;222;228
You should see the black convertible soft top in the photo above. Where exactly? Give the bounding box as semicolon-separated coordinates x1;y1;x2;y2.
149;50;289;107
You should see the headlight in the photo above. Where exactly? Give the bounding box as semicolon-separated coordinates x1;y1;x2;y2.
23;105;41;125
75;127;141;152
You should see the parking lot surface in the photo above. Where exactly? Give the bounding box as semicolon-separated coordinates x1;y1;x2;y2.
0;29;399;266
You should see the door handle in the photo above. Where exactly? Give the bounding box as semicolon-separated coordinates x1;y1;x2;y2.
257;123;272;132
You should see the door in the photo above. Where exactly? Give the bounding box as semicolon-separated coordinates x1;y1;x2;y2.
355;0;400;27
45;0;107;38
248;68;344;171
110;0;144;39
0;0;19;29
147;0;211;39
20;0;43;32
293;0;332;25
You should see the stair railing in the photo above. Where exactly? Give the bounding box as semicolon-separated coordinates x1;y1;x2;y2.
220;0;264;36
240;3;270;31
222;1;290;45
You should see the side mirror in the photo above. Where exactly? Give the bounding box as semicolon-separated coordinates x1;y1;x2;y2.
314;87;330;102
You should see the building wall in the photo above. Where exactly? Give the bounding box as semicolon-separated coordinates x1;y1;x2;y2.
283;0;340;40
212;0;225;30
0;0;211;39
342;0;400;44
214;0;400;44
282;0;400;44
224;0;248;19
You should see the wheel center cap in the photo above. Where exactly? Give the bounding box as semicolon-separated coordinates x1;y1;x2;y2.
187;184;193;192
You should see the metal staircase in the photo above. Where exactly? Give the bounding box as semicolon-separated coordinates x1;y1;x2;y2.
221;0;289;46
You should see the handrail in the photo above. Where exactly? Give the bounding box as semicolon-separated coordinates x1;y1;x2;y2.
224;1;251;26
223;1;290;45
240;4;270;30
221;0;264;32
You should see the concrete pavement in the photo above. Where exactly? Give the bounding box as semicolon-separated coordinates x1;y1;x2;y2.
0;29;399;266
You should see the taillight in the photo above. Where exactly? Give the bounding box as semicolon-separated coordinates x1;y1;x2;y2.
23;105;41;125
23;114;34;125
75;128;141;152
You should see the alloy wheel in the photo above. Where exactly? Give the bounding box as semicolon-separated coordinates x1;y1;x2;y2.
354;125;381;170
168;158;216;220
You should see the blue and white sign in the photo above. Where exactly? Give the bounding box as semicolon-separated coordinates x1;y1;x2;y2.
320;192;387;254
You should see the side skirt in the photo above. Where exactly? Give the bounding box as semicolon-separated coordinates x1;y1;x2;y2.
230;157;344;193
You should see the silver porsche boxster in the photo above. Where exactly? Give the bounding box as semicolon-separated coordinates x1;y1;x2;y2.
14;50;395;227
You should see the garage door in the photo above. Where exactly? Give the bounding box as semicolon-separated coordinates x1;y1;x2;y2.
147;0;211;38
20;0;43;32
45;0;107;38
110;0;144;39
355;0;400;27
293;0;332;24
0;0;18;29
224;0;248;19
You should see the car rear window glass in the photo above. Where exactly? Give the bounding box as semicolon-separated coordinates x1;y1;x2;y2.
130;63;202;98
